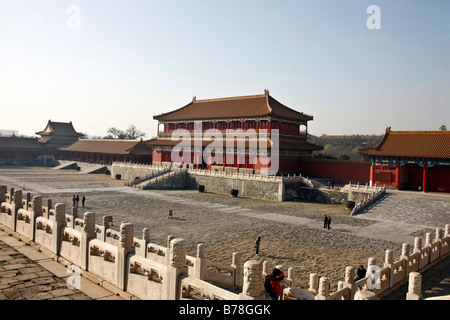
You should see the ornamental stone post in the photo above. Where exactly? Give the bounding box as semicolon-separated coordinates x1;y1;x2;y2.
401;243;411;274
71;206;78;229
52;203;66;256
443;225;450;256
118;222;135;290
81;212;96;270
286;267;294;287
315;277;330;300
239;260;265;300
406;272;422;300
436;228;443;257
26;193;31;210
401;243;410;260
164;238;188;300
165;235;175;266
384;249;394;289
45;199;52;219
343;266;356;299
30;196;43;242
140;228;150;257
232;252;243;287
414;237;422;254
195;243;206;280
262;261;270;276
425;232;432;247
309;273;319;295
11;190;23;232
100;215;111;242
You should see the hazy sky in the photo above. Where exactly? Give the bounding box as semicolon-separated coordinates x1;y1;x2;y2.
0;0;449;138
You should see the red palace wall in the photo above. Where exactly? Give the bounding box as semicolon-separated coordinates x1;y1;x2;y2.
297;158;371;183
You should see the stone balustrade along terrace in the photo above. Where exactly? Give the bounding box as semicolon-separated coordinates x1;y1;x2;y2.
1;185;448;300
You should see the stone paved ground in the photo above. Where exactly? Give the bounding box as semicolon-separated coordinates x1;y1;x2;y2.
0;231;91;300
0;167;449;300
0;228;124;300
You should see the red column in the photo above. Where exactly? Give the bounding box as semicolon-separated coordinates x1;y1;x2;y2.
395;164;399;190
370;164;375;186
422;164;427;192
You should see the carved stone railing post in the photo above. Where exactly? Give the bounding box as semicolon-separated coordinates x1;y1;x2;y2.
414;237;422;254
118;222;135;291
165;235;175;266
9;187;14;203
435;228;443;257
384;249;394;288
30;196;43;241
140;228;150;257
309;273;319;295
194;243;206;280
343;266;355;299
315;277;330;300
401;243;411;275
425;232;432;248
11;190;23;232
81;212;96;270
164;238;188;300
45;199;52;219
239;260;265;300
52;203;67;256
100;215;111;242
286;267;294;288
232;252;243;288
443;225;450;256
262;261;270;276
71;207;78;229
26;193;31;210
406;272;422;300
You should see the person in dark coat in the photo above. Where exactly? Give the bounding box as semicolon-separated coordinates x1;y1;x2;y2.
327;216;331;230
355;265;367;282
255;236;261;255
82;195;86;207
323;215;328;228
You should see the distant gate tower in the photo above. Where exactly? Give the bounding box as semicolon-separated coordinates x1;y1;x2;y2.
146;90;323;174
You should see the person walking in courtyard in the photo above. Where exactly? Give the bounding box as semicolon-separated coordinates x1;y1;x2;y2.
327;215;331;230
255;236;261;255
323;215;328;228
76;194;79;207
82;195;86;207
72;195;76;207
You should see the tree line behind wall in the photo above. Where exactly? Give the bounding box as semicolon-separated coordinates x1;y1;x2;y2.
308;134;383;161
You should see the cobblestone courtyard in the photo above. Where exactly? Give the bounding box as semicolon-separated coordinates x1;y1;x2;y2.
0;167;449;298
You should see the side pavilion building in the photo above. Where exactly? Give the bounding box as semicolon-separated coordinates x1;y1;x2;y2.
358;127;450;192
58;139;153;165
146;90;323;174
36;120;84;156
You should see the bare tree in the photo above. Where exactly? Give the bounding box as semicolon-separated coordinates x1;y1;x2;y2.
104;125;145;139
125;124;146;139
